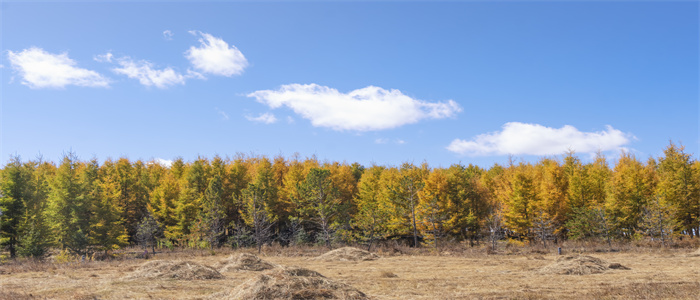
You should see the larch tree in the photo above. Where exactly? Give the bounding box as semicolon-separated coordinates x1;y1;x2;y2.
388;162;428;247
534;158;568;241
656;142;699;236
639;196;678;247
201;174;225;248
91;160;128;254
239;162;278;253
149;173;180;239
417;169;451;250
445;164;489;245
17;158;53;257
353;165;392;251
606;152;656;237
502;163;537;240
0;156;31;258
295;168;342;248
48;153;91;256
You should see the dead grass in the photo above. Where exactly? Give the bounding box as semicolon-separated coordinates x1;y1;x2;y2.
214;266;369;300
313;247;380;262
1;246;699;299
538;255;630;275
124;260;223;280
216;253;278;272
688;247;700;257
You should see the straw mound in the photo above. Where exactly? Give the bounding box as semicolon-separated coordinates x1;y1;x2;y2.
538;255;629;275
124;260;223;280
216;266;369;300
313;247;380;262
689;248;700;257
217;253;278;272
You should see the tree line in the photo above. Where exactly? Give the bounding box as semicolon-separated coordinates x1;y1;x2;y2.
1;143;699;258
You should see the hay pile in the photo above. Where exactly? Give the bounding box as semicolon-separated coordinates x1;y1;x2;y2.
538;255;629;275
215;266;369;300
124;260;223;280
217;253;278;272
313;247;380;262
689;248;700;257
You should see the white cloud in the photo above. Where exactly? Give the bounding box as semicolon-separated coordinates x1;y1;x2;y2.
153;158;174;167
286;116;295;124
163;30;174;41
446;122;633;156
7;47;109;89
94;52;113;63
186;31;248;76
246;112;277;124
247;84;462;131
113;57;188;89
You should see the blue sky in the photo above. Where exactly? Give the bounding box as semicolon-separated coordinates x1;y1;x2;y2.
1;1;698;168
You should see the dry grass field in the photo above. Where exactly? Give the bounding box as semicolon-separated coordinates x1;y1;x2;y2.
1;245;699;299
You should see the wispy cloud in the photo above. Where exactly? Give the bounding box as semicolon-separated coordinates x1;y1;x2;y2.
7;47;109;89
375;138;406;145
112;57;188;89
216;107;229;120
248;84;462;131
246;112;277;124
186;31;248;77
447;122;633;156
94;52;113;63
163;30;174;41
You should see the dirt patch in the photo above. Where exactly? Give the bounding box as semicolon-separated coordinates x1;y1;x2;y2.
213;266;369;300
216;253;279;272
313;247;380;262
124;260;223;280
538;255;630;275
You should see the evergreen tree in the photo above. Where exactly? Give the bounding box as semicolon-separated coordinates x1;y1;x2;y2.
353;165;391;251
295;168;342;248
417;169;451;250
606;152;656;237
388;162;427;247
239;164;277;253
48;153;91;256
91;160;128;253
201;174;225;248
503;164;537;240
656;142;699;236
136;212;161;254
0;156;31;258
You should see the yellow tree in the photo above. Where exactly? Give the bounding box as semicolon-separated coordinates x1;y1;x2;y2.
606;152;656;236
502;163;538;240
534;158;568;241
353;165;392;251
149;172;180;238
655;142;699;236
444;164;490;244
92;160;129;254
417;169;451;249
326;161;359;242
387;162;429;247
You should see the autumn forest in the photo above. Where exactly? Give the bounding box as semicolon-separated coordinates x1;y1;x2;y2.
1;143;699;259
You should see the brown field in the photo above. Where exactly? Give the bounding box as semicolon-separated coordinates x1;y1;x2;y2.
1;245;699;300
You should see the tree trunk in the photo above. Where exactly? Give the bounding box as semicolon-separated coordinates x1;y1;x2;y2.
411;203;418;248
9;237;16;258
